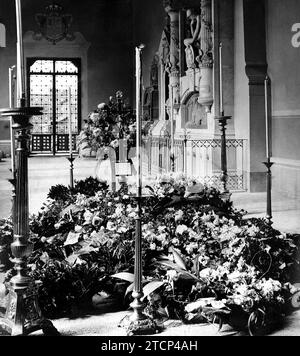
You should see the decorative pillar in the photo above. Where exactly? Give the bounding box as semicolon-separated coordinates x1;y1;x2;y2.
243;0;269;192
198;0;214;112
164;1;180;172
168;9;180;89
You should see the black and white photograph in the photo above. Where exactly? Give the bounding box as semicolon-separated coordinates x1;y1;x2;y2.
0;0;299;342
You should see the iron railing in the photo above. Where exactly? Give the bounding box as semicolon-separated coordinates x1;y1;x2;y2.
141;136;247;192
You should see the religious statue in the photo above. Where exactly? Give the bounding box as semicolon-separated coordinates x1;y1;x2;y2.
150;55;159;87
184;8;202;68
185;45;196;69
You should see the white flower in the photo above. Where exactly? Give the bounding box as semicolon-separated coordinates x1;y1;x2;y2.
171;237;180;245
235;284;248;296
166;270;178;281
156;233;167;244
174;210;184;222
158;225;166;233
83;210;93;224
199;268;212;279
90;112;99;122
150;243;157;250
186;242;198;255
97;103;106;110
258;279;282;297
233;296;243;305
110;139;119;148
228;270;242;283
106;221;116;231
176;224;188;235
247;225;259;237
54;222;61;229
115;204;124;217
201;213;211;223
74;225;82;233
117;226;128;234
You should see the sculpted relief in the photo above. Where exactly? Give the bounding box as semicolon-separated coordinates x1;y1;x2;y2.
185;94;207;129
184;8;201;69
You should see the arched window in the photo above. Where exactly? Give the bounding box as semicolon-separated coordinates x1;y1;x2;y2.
28;58;81;154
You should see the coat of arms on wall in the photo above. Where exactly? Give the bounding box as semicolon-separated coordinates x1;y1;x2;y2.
34;3;74;44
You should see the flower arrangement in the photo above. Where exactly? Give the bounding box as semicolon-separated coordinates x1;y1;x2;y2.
1;174;299;334
77;91;136;156
0;218;14;271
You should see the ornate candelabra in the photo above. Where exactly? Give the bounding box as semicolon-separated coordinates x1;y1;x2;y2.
215;115;232;200
0;106;59;336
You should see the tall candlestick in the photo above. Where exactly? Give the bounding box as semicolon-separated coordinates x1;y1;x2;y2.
170;85;175;172
265;76;271;159
9;65;16;174
15;0;25;106
136;47;143;193
68;87;72;156
219;42;224;116
125;44;157;335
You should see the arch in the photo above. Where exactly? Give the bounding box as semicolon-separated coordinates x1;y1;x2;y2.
181;89;198;106
24;31;90;121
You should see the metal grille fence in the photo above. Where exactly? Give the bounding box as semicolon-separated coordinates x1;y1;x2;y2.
142;136;247;192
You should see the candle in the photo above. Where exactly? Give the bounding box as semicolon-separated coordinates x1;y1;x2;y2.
219;42;224;116
68;87;72;156
136;46;142;193
170;85;174;170
15;0;25;106
265;76;271;159
9;66;16;174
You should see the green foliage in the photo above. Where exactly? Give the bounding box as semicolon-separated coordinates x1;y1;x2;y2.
77;91;136;153
72;177;109;197
2;174;299;335
47;184;71;202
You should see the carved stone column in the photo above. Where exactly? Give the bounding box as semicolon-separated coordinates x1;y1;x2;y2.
168;10;180;105
198;0;213;112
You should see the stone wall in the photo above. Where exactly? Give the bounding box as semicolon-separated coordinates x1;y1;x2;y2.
0;0;134;154
266;0;300;198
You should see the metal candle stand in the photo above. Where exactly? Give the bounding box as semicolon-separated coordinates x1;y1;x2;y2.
215;115;232;201
121;45;158;336
263;158;273;225
0;106;59;336
67;154;75;190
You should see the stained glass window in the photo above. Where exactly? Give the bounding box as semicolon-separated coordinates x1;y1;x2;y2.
55;60;78;73
28;59;80;154
30;60;54;73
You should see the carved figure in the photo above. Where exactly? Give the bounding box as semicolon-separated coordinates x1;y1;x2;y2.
185;45;196;69
184;8;201;67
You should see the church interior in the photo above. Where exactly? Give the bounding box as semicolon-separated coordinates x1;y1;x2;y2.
0;0;300;337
